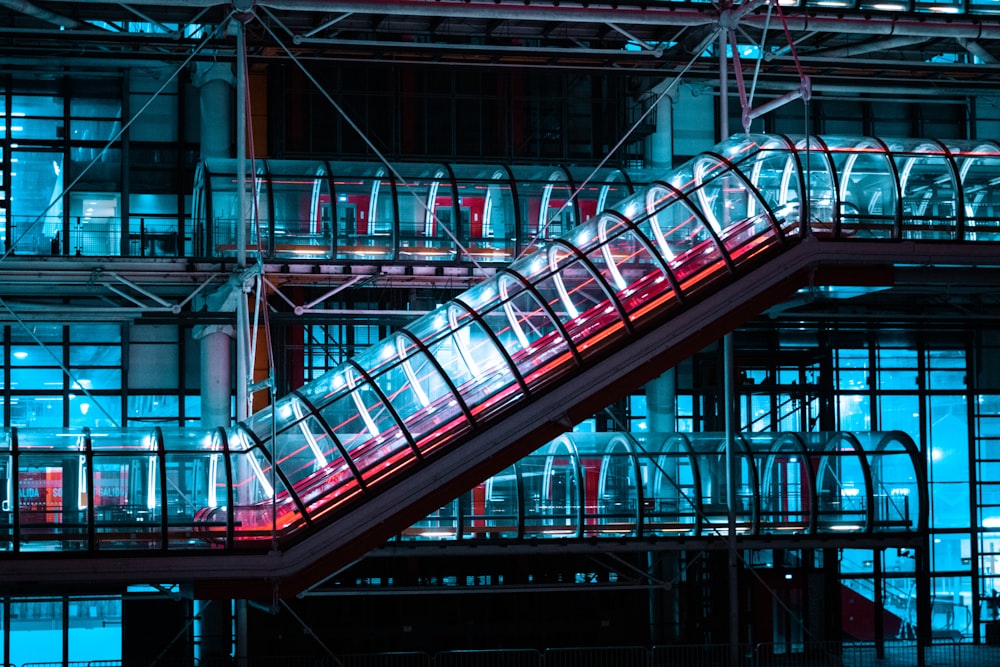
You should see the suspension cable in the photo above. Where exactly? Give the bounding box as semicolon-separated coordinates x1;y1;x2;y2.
255;6;488;277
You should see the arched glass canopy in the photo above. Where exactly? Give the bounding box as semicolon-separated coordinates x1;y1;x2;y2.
402;431;923;541
193;158;637;261
4;133;998;554
194;136;1000;263
0;426;923;552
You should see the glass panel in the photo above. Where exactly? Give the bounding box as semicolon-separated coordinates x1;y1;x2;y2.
10;599;62;665
407;304;524;424
229;445;304;540
931;533;968;572
69;598;122;662
93;454;161;549
471;464;518;539
491;268;574;388
71;369;122;391
892;141;958;240
69;186;122;258
970;0;1000;13
867;436;920;531
10;367;64;389
70;343;121;365
88;428;158;452
126;395;180;425
248;170;272;254
757;440;808;532
363;335;470;455
588;446;637;537
522;442;579;538
0;449;9;550
737;137;803;235
564;166;633;225
451;164;516;262
642;442;698;535
956;141;1000;241
797;138;840;233
828;138;897;238
69;323;120;342
688;153;781;263
639;185;727;296
878;394;919;436
815;443;867;532
837;348;870;390
161;426;219;452
205;163;270;257
509;165;575;244
268;160;332;259
129;202;182;257
328;163;395;260
10;148;63;254
931;575;971;638
314;366;416;488
455;273;504;313
207;171;243;254
165;452;216;549
406;497;459;540
581;214;677;328
394;164;456;261
928;348;967;390
267;399;361;517
19;452;88;550
532;242;625;357
929;395;970;529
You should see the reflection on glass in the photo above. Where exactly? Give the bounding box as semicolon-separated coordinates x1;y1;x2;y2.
11;135;997;553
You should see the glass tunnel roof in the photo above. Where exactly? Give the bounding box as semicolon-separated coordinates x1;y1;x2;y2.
0;428;922;552
194;134;1000;264
193;157;638;262
5;133;998;557
398;431;924;542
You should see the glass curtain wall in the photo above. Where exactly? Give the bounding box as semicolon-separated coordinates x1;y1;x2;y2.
0;322;197;430
663;324;987;641
2;596;122;666
0;73;189;258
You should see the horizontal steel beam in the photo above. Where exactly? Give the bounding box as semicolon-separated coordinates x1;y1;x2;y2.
26;0;1000;41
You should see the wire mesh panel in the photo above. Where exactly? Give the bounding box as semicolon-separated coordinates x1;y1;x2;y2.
337;652;432;667
754;641;845;667
436;648;543;667
544;646;649;667
834;641;967;667
650;644;733;667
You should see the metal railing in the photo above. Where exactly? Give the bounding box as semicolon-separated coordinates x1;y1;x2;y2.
127;640;1000;667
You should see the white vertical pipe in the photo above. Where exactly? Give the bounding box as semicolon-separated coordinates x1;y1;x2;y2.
235;17;249;423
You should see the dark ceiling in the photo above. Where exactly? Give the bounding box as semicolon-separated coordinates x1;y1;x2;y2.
0;0;998;92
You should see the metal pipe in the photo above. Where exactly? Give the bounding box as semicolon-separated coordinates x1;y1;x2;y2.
0;0;82;29
235;16;249;424
958;36;999;64
805;35;927;60
286;3;1000;41
744;85;809;124
290;35;666;58
725;331;739;667
30;1;1000;40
